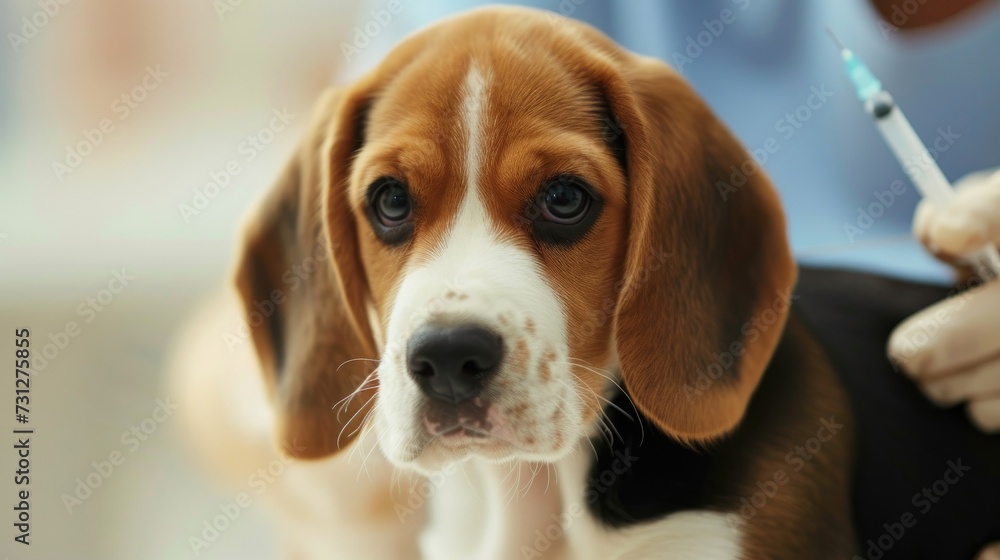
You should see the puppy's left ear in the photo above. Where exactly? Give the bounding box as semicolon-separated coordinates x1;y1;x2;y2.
234;87;378;459
607;57;797;442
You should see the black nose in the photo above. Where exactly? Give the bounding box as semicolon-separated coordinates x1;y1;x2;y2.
407;325;503;404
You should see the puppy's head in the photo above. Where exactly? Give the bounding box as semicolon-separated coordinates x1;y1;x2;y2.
236;7;795;472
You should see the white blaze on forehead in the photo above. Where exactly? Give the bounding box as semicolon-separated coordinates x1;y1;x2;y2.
440;62;498;261
410;63;513;286
375;63;580;469
386;63;567;330
381;62;567;353
462;64;487;205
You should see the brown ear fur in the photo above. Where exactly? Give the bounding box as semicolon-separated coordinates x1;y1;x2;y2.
608;57;797;442
234;89;377;459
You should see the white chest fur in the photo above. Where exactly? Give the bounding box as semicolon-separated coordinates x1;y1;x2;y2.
420;446;743;560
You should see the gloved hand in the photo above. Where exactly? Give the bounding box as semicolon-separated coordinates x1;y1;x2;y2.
978;541;1000;560
888;169;1000;434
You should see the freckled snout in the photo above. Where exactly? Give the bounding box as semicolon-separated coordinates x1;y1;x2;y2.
407;325;504;404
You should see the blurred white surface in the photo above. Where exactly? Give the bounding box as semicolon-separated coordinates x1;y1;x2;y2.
0;1;366;558
1;0;365;299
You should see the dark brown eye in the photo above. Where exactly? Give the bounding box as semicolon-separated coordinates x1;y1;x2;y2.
540;176;590;224
531;174;602;245
367;177;414;246
374;179;412;226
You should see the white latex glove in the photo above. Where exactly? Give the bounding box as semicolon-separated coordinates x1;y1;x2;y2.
978;541;1000;560
888;169;1000;434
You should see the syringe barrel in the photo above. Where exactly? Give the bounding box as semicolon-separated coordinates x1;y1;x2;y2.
867;92;956;207
866;91;1000;278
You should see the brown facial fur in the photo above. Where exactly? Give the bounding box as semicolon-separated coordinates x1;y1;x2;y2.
234;6;796;461
347;12;632;427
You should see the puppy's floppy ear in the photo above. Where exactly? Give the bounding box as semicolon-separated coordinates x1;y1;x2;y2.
234;88;377;459
607;57;796;442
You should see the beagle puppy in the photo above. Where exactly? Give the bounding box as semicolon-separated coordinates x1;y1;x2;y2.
174;6;857;559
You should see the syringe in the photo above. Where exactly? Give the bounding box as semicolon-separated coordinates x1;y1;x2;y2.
827;28;1000;280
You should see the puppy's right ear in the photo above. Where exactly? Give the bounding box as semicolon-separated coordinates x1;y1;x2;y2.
234;88;377;459
604;57;796;444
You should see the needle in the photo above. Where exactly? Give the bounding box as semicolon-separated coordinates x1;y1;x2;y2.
828;29;1000;279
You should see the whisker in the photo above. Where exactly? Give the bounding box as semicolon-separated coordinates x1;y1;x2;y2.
557;378;616;448
349;411;376;461
358;421;389;479
568;378;630;443
332;370;380;422
344;397;380;441
559;358;645;445
549;389;601;460
337;391;378;449
336;357;382;371
458;463;487;507
351;404;381;476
